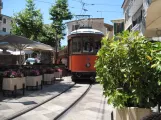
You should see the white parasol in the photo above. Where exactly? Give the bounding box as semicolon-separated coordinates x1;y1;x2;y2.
0;35;34;65
25;41;54;51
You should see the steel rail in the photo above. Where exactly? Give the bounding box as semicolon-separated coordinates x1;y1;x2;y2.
53;84;92;120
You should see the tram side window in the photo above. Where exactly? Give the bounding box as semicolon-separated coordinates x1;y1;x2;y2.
94;40;101;53
83;37;93;53
72;38;81;54
69;40;72;55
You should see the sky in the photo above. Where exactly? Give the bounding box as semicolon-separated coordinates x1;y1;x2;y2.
2;0;124;46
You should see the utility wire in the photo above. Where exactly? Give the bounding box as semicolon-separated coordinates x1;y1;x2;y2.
33;0;78;9
71;0;145;6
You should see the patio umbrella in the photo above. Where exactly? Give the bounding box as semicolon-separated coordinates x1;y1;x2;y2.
144;0;161;37
0;35;34;65
25;42;54;63
25;41;54;51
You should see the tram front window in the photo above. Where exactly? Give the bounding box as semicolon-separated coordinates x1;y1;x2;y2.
83;37;94;53
72;38;81;54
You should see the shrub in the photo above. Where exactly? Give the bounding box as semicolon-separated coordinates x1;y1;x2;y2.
95;31;161;108
45;68;55;74
3;70;17;78
29;70;40;76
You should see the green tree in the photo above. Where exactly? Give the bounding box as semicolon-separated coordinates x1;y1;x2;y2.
49;0;73;63
11;0;43;40
95;31;161;108
38;24;63;47
49;0;73;42
59;45;66;50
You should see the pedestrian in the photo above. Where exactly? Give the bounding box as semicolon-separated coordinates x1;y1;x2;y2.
141;113;161;120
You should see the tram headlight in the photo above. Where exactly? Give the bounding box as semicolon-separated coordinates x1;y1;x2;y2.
86;63;91;68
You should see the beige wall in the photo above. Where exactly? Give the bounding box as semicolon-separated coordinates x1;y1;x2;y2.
67;18;109;36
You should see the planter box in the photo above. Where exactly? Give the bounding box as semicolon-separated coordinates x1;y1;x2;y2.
113;107;152;120
17;77;26;89
44;74;54;82
54;71;62;78
26;75;42;87
3;77;26;91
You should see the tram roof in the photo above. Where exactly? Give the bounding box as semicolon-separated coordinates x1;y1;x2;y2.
70;28;104;35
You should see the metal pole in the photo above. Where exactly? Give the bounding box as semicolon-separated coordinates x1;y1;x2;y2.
158;102;160;113
55;31;58;64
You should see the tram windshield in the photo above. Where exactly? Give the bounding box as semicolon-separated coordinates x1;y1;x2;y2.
83;37;94;53
83;37;101;54
71;37;101;54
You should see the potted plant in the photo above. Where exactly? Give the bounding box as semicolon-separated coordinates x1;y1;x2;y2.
26;69;42;90
2;70;25;97
95;31;161;120
54;66;63;79
43;68;55;84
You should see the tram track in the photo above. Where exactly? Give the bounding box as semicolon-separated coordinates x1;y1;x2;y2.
6;83;92;120
53;84;92;120
5;83;76;120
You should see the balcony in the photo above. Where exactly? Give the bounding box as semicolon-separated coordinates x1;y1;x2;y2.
132;23;141;32
132;22;145;36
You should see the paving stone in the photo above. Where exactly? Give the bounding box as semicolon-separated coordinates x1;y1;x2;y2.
60;84;114;120
0;77;74;120
0;104;11;110
44;111;58;118
34;106;47;111
21;101;37;105
87;106;105;113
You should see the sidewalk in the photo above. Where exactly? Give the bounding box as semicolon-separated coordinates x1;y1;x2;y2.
0;76;74;120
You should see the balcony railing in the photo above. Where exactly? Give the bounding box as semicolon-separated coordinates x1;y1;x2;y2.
132;22;145;35
132;23;141;32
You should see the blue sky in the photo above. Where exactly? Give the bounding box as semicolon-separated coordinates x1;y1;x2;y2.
2;0;124;45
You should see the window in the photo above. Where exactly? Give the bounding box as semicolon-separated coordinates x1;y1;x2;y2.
72;24;80;31
147;0;152;5
3;18;6;24
72;38;81;54
94;39;101;53
69;40;72;55
83;37;94;53
0;15;2;21
2;28;6;32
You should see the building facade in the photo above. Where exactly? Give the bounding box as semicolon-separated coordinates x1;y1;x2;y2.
0;0;12;34
0;14;12;34
122;0;152;35
111;19;124;35
122;0;151;35
0;0;2;15
66;18;113;37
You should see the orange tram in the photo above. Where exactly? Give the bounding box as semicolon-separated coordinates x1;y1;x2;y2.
67;28;104;83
